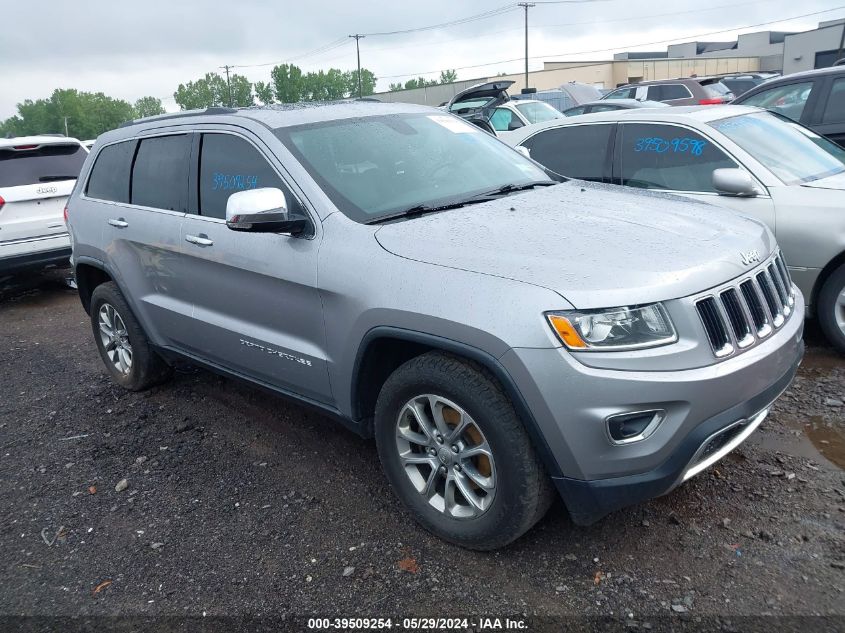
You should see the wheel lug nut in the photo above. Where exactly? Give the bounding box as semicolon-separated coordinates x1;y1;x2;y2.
454;465;462;473
451;445;458;453
428;448;436;456
438;466;447;474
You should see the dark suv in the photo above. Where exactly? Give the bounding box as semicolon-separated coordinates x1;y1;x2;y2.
603;77;734;106
733;66;845;147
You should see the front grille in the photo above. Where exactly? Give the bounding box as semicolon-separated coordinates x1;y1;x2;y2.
695;252;794;359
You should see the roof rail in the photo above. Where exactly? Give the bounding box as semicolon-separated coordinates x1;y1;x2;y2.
119;106;239;128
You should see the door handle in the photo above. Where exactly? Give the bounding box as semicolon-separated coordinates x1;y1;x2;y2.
185;234;214;247
108;218;128;228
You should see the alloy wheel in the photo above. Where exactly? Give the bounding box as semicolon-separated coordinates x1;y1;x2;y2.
98;303;132;375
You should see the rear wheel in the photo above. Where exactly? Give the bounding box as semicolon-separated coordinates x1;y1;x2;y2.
374;352;554;550
818;263;845;354
90;282;172;390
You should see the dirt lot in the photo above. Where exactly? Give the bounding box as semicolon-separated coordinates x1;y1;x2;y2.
1;268;844;631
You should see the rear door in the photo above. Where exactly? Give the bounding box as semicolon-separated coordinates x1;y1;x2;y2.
178;129;332;403
520;123;614;182
810;75;845;148
0;142;87;243
93;133;195;348
612;121;776;230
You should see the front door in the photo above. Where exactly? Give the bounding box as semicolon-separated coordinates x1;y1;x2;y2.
614;122;776;231
177;131;332;404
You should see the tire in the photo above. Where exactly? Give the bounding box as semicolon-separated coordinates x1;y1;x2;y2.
817;263;845;354
374;351;554;550
89;282;172;391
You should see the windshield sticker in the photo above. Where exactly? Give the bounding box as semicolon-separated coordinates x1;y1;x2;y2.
634;137;707;156
427;115;479;134
212;173;259;191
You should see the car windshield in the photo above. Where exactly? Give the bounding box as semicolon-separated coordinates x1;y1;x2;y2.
704;81;733;98
275;113;550;222
709;111;845;185
515;101;563;124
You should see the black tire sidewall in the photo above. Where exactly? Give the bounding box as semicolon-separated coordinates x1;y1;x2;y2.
89;282;164;390
374;355;543;549
818;264;845;354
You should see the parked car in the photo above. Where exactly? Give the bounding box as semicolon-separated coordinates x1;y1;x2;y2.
562;99;667;116
603;77;735;105
0;135;88;275
67;103;802;549
504;105;845;351
511;82;603;112
718;73;778;98
83;139;96;150
733;66;845;147
446;80;564;133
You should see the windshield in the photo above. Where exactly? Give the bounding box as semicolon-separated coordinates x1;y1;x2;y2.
275;113;550;222
0;143;87;188
703;81;733;98
515;101;563;124
710;112;845;185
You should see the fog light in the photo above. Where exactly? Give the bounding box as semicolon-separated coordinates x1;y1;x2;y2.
606;410;665;445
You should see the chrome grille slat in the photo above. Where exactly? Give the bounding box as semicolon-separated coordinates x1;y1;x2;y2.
695;251;793;359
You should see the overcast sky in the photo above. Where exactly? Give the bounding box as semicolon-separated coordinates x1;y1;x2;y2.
1;0;841;118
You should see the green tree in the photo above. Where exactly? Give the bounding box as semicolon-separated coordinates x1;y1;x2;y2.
439;69;458;84
271;64;304;103
344;68;377;97
254;81;275;105
0;89;134;139
133;96;165;119
388;82;404;92
403;76;438;90
174;72;253;110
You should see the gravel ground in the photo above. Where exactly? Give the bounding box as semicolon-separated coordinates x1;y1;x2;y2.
0;268;844;632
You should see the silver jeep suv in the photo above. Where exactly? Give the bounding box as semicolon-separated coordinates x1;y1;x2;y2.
66;103;804;550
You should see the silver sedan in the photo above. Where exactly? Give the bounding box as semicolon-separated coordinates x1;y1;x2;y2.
502;105;845;352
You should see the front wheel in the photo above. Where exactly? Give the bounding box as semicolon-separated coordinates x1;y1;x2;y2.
374;352;554;550
818;263;845;354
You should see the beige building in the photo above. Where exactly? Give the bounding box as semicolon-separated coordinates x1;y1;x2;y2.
376;56;762;106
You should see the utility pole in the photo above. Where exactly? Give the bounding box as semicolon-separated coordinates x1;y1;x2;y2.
221;64;233;107
517;3;535;92
63;116;69;137
349;34;365;99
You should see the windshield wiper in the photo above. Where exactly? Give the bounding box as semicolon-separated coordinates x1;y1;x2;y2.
38;175;76;182
366;180;557;225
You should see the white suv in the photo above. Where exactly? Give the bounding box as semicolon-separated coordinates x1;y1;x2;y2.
0;135;88;275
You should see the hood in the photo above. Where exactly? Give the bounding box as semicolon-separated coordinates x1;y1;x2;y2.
375;181;775;309
800;171;845;190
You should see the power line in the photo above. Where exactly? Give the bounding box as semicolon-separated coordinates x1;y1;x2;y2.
361;4;518;37
378;6;845;80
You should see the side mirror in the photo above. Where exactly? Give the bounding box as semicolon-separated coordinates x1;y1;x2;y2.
712;168;759;197
514;146;531;159
225;187;307;235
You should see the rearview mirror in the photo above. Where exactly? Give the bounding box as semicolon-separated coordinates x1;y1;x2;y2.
225;187;306;235
514;146;531;159
712;168;759;197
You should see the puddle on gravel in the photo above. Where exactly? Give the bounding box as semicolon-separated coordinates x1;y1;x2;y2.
752;415;845;471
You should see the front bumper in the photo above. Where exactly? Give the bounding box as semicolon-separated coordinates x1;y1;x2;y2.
500;289;804;525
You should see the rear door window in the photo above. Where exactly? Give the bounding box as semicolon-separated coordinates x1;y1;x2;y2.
0;143;87;188
86;140;136;203
130;134;191;212
617;123;736;192
740;81;814;122
522;124;612;181
198;133;291;220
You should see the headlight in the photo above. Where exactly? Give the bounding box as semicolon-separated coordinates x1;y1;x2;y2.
546;303;677;351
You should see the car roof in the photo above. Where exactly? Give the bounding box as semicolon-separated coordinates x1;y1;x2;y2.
99;101;439;143
0;135;85;148
505;104;763;141
760;65;845;81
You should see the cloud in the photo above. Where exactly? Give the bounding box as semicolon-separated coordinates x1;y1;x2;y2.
0;0;838;118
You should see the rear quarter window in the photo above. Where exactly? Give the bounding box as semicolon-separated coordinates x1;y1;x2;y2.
86;140;136;203
0;143;87;188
